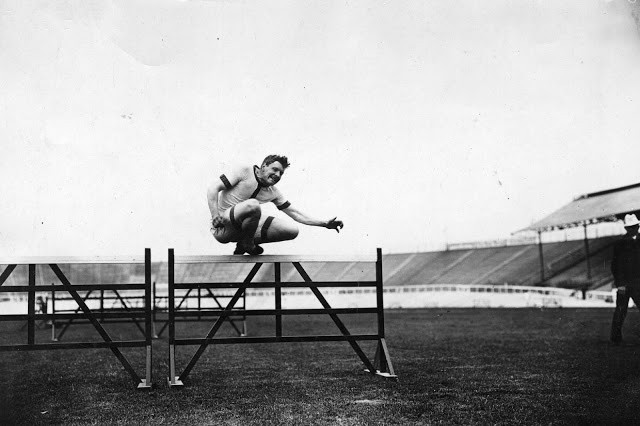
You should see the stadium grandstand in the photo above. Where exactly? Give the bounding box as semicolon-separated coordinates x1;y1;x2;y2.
2;183;639;311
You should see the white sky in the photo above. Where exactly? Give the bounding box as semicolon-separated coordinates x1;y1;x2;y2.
1;0;640;258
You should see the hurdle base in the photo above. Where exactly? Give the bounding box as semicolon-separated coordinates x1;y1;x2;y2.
364;369;398;380
137;379;152;390
167;376;184;387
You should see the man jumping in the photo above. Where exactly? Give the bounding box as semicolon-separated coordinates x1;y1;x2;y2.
207;154;344;255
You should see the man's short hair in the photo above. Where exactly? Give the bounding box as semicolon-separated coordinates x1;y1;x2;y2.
262;154;290;170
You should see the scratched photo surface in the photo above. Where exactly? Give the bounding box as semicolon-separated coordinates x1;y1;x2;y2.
2;1;640;425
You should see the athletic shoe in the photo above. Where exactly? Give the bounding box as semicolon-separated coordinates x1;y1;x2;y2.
233;242;264;255
233;242;245;255
245;244;264;255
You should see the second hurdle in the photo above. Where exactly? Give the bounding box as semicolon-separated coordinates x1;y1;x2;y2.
167;248;396;386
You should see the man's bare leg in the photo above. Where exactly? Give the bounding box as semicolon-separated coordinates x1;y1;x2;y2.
254;216;299;245
231;200;263;254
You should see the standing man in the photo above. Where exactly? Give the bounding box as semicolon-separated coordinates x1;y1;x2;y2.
610;213;640;345
207;154;344;255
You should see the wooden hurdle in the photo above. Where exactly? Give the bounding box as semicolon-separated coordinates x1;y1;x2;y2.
167;248;396;387
154;281;247;339
0;250;153;389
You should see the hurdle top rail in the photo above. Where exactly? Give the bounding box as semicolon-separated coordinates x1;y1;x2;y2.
172;253;378;264
0;255;148;265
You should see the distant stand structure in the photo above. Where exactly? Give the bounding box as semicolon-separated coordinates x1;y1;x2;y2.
515;182;640;287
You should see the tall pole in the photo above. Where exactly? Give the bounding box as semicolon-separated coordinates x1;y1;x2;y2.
537;231;545;283
583;223;592;280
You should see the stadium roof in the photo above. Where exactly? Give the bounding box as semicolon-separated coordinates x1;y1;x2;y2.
517;182;640;232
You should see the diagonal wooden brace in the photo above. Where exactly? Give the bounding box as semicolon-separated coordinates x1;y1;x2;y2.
49;264;142;384
292;262;377;374
55;290;94;341
205;287;244;336
176;262;263;383
112;290;145;336
0;265;17;286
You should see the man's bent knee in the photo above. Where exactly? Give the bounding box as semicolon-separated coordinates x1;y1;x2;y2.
237;199;261;218
280;224;299;241
288;225;299;240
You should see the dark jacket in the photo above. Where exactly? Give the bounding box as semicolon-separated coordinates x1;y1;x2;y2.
611;234;640;287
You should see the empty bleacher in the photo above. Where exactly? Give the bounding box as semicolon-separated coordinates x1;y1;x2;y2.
0;236;621;292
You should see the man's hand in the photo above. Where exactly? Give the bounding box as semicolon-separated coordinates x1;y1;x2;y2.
211;215;225;233
325;217;344;233
618;285;627;295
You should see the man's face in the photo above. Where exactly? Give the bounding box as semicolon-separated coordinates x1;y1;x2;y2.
261;161;284;186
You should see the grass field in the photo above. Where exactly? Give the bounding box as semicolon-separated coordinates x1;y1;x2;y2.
2;308;640;425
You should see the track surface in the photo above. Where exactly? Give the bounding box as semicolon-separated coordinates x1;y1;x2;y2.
1;308;639;425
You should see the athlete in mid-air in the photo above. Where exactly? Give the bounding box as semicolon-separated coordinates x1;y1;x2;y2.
207;154;344;255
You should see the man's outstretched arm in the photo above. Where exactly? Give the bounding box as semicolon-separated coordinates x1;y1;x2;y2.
281;205;344;232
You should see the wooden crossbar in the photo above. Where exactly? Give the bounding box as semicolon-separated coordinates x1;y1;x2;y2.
0;255;146;265
174;254;377;264
0;284;146;292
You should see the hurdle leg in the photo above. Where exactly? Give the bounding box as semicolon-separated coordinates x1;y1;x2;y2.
27;265;35;344
275;262;282;338
167;249;184;387
152;317;159;339
152;281;159;339
138;343;153;389
168;344;183;387
369;338;397;379
138;248;153;389
241;290;247;337
50;290;57;341
370;248;397;379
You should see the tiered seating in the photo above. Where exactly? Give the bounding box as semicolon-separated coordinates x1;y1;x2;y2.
385;252;450;286
546;236;618;289
381;236;619;287
1;235;622;291
433;246;521;284
481;245;539;284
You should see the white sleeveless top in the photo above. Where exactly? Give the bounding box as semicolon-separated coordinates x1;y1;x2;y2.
217;165;290;214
